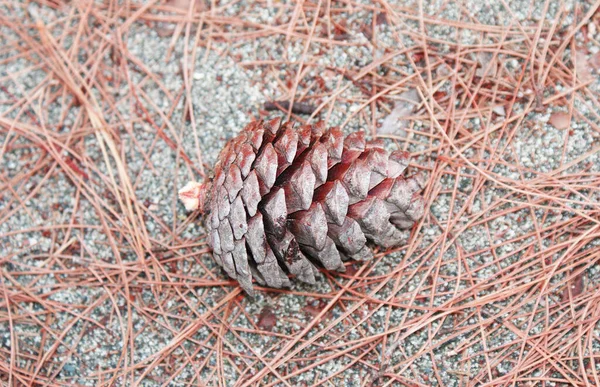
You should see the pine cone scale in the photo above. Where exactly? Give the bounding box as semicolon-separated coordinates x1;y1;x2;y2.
217;220;234;253
254;143;278;195
308;142;328;186
273;124;298;174
240;171;261;217
268;231;316;284
289;203;328;250
281;160;315;213
246;214;268;262
260;188;287;239
314;181;348;226
301;237;343;272
229;196;247;240
328;216;367;255
237;143;256;178
320;127;344;167
341;159;372;204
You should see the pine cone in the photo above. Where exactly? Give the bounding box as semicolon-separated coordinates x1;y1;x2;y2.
179;118;426;294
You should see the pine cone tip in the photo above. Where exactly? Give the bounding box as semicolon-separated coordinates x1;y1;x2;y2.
178;181;209;212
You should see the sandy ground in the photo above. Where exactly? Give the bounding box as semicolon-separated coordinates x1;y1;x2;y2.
1;0;600;386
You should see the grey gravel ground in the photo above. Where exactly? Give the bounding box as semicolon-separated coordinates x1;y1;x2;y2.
1;0;600;386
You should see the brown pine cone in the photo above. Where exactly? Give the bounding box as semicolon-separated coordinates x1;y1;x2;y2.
179;118;426;294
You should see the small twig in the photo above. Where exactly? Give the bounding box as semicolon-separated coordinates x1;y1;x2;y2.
263;100;316;115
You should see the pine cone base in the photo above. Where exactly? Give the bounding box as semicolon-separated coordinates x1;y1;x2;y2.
179;119;426;295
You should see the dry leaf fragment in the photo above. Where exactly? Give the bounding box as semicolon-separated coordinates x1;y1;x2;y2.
376;12;388;25
588;21;597;37
575;49;593;82
549;112;571;130
436;63;452;78
476;52;497;78
167;0;203;11
590;52;600;70
492;105;506;116
379;89;420;136
303;299;329;319
562;273;585;301
257;306;277;331
571;273;585;297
